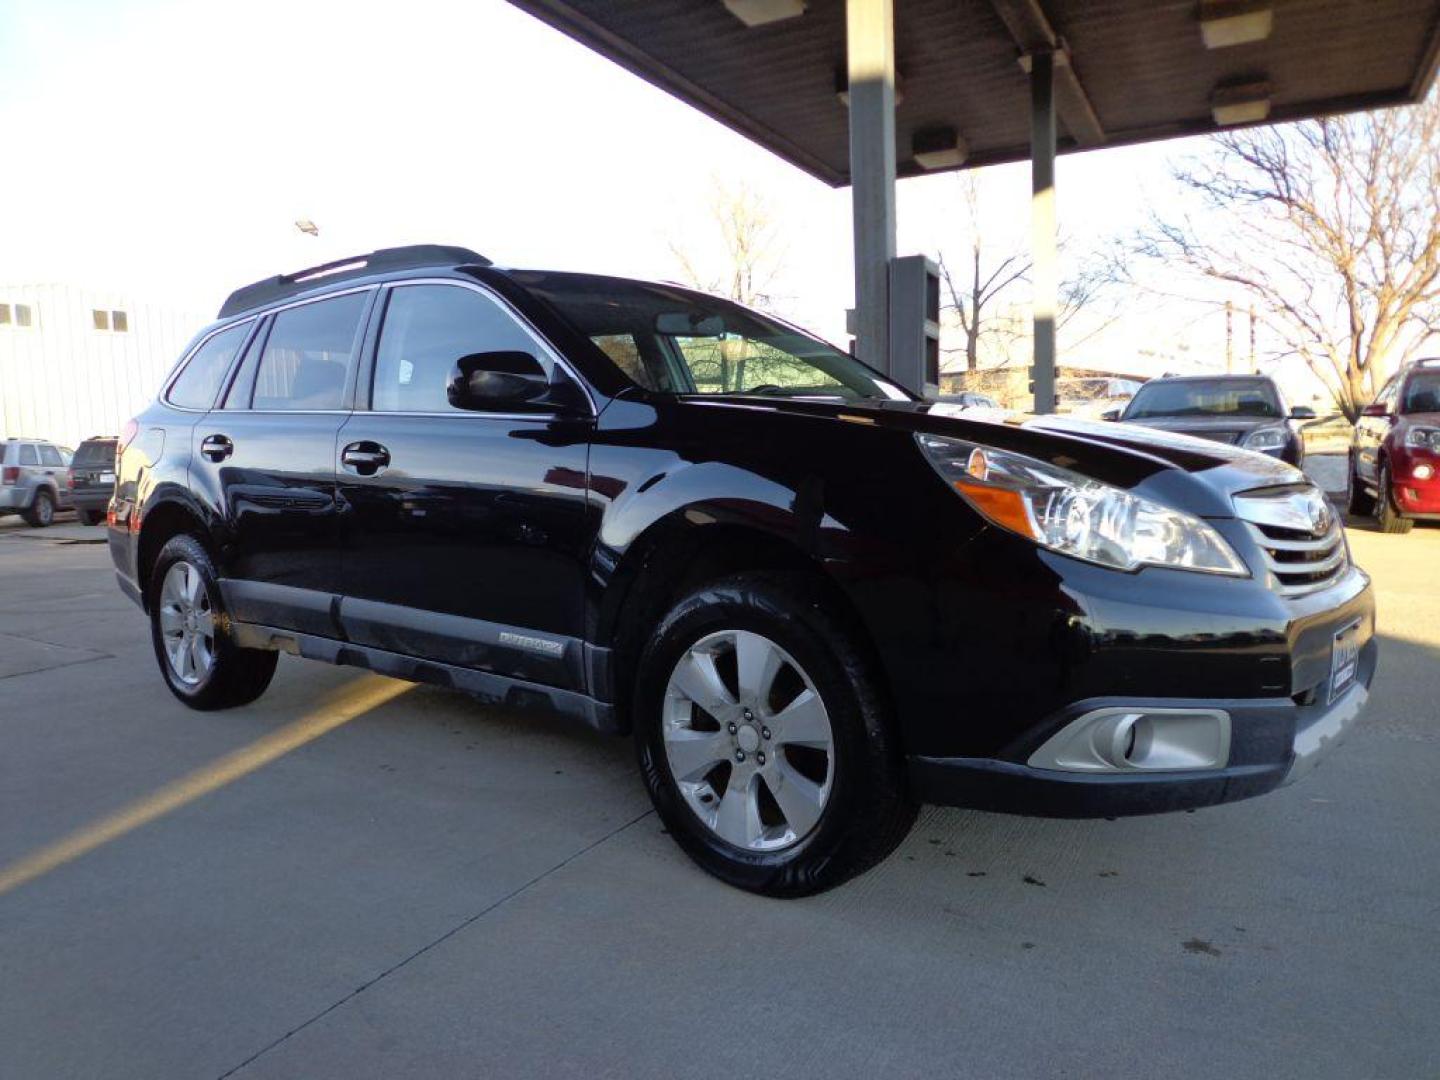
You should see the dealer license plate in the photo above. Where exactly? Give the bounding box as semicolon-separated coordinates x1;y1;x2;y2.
1329;620;1362;703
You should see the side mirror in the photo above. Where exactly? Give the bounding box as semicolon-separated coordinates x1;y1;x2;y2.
447;351;551;411
1100;406;1122;422
1360;401;1390;418
1290;405;1317;420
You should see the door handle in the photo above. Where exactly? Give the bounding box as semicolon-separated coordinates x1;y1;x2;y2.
200;435;233;462
342;442;390;476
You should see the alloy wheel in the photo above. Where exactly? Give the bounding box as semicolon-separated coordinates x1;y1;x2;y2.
661;629;835;852
158;561;216;686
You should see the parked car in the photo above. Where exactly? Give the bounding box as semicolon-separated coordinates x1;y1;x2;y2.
1056;376;1143;420
1348;358;1440;533
109;246;1376;895
0;437;74;526
67;436;119;525
1115;374;1313;466
934;390;1000;410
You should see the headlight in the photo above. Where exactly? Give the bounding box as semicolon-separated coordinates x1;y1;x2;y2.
1403;426;1440;451
916;434;1248;576
1243;426;1288;451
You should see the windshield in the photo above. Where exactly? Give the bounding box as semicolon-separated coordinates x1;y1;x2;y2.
519;272;910;402
1123;378;1282;420
1401;370;1440;413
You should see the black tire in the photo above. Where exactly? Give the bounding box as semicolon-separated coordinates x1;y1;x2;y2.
1375;463;1414;534
634;571;916;896
23;490;54;528
148;534;279;709
80;510;104;526
1346;453;1376;517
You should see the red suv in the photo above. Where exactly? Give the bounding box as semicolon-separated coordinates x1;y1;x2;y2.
1349;360;1440;533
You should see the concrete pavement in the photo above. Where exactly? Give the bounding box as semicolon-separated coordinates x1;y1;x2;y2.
1;502;1437;1079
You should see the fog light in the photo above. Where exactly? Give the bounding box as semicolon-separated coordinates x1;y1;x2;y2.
1028;708;1231;773
1414;464;1434;480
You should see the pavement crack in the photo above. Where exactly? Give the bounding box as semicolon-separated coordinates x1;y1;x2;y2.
216;806;656;1079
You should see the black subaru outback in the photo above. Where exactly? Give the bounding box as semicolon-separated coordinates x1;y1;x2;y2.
109;245;1376;895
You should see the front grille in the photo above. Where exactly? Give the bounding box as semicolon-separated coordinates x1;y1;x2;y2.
1201;430;1246;445
1234;485;1349;597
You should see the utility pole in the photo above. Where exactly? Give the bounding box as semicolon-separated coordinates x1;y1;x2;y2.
1225;301;1234;374
1248;304;1257;372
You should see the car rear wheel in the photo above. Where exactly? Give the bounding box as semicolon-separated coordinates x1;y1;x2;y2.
634;572;916;896
1375;463;1414;534
1346;453;1376;517
149;534;278;709
23;490;54;527
80;510;105;526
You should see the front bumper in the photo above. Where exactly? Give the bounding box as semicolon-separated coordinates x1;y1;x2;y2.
1390;453;1440;515
908;611;1377;818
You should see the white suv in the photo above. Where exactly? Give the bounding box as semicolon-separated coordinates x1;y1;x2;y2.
0;438;74;527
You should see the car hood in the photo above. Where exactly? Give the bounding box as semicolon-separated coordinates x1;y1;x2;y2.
691;395;1307;518
1121;413;1287;443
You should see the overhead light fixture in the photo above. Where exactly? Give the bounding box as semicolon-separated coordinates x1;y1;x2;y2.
912;126;968;170
295;219;319;236
722;0;805;27
1198;1;1273;49
1211;80;1272;125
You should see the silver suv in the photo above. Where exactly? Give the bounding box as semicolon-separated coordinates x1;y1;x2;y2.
0;438;74;527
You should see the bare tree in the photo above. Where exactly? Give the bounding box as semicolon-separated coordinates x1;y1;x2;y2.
1139;98;1440;419
937;174;1118;371
937;175;1030;371
669;179;786;310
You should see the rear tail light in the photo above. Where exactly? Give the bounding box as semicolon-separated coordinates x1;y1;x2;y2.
66;469;76;489
115;418;140;472
1;466;17;485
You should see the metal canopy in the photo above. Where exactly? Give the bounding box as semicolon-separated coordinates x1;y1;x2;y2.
507;0;1440;187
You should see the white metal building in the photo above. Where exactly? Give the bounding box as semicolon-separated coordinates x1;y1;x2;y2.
0;283;208;448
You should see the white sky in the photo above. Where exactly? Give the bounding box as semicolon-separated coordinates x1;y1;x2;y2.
0;0;1260;382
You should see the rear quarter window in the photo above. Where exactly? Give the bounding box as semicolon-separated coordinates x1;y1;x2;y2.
168;323;251;410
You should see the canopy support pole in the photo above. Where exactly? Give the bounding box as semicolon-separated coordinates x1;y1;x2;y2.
1030;48;1058;414
847;0;897;377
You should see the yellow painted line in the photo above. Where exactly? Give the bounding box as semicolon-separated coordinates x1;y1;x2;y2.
0;675;413;897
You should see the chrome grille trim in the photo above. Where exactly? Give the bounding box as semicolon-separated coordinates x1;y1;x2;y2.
1234;485;1349;597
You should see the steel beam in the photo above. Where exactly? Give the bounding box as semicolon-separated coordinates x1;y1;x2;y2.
989;0;1104;147
846;0;897;376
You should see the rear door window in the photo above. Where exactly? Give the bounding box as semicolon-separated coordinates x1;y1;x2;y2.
253;292;368;411
169;323;250;410
18;444;38;466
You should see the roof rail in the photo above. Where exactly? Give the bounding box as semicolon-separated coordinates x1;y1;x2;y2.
218;244;491;318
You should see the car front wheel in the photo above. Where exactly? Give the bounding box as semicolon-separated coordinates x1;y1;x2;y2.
1346;452;1376;517
149;534;279;709
1375;462;1414;534
634;572;916;896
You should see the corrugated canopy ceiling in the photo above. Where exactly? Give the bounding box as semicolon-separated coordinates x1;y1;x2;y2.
506;0;1440;185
